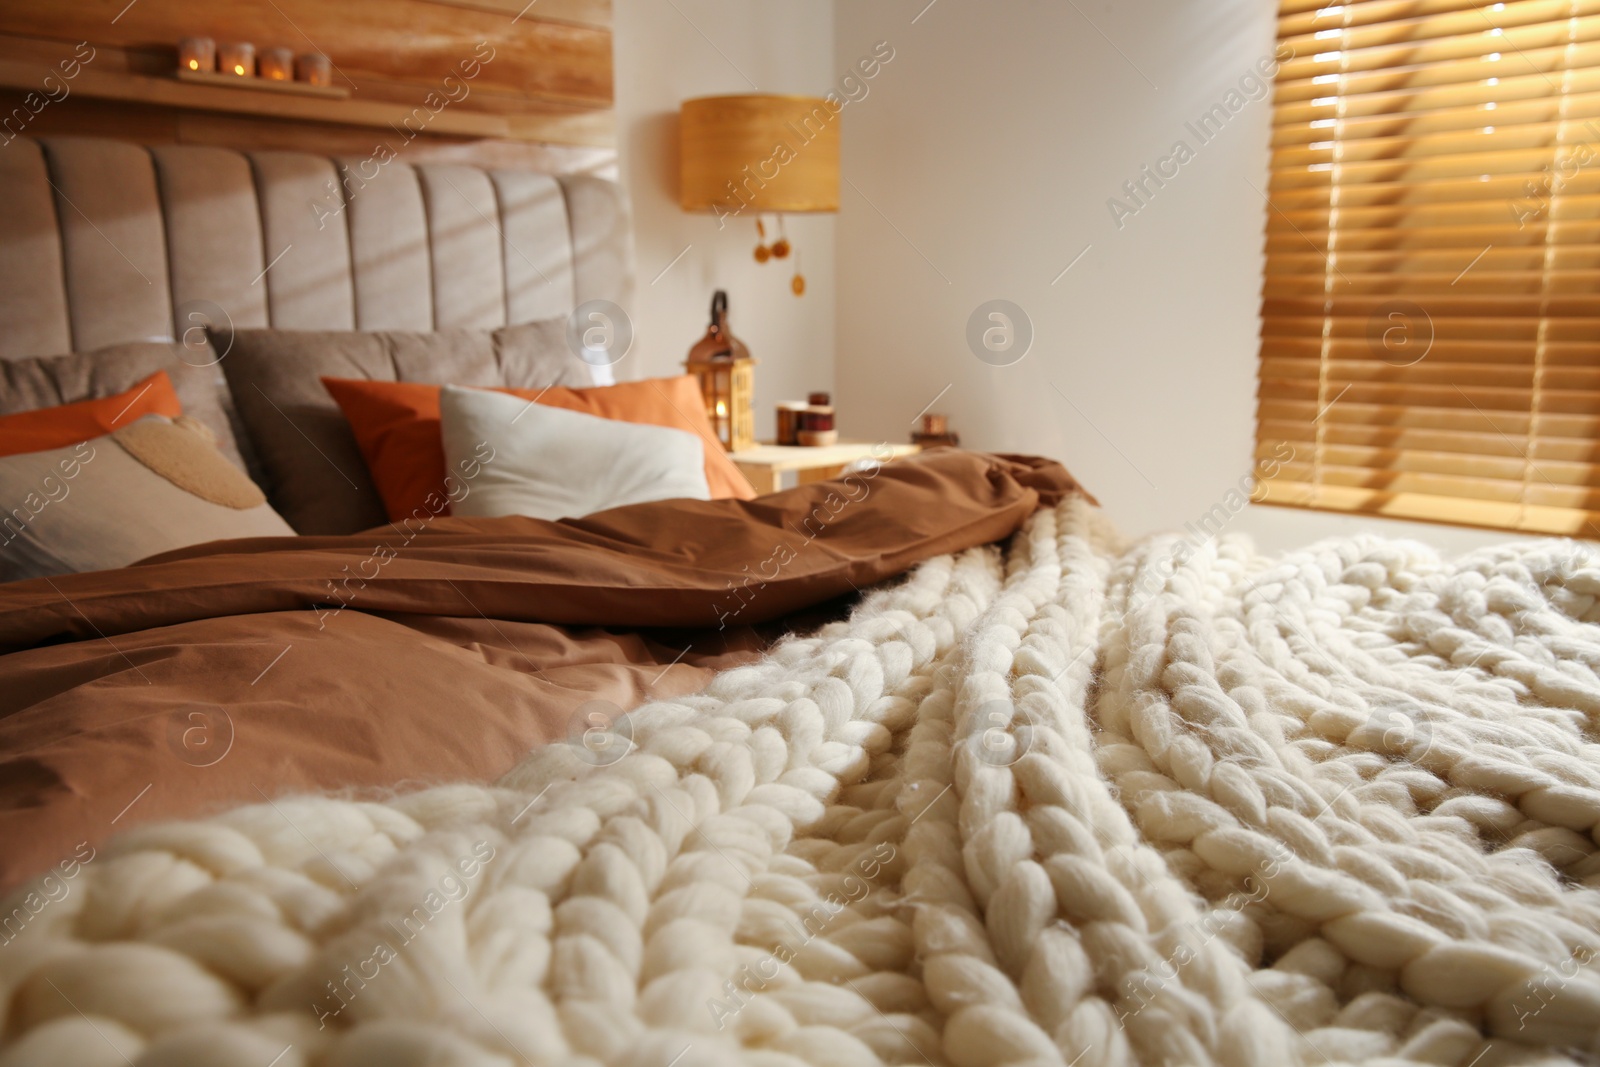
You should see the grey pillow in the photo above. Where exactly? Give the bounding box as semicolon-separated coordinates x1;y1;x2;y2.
219;321;593;535
0;417;294;582
0;340;251;473
497;319;595;391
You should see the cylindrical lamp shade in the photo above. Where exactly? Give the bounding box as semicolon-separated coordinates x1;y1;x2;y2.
679;94;840;217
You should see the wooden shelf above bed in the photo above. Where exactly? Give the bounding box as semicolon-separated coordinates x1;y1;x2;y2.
0;0;615;150
0;58;614;147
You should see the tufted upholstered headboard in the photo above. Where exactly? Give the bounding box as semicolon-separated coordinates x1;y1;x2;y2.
0;136;634;360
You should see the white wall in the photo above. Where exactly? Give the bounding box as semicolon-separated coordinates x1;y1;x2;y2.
613;0;835;439
610;1;1526;556
833;0;1519;556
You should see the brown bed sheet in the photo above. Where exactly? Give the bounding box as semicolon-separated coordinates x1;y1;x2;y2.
0;451;1087;890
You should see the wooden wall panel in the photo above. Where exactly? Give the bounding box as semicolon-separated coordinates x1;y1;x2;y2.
0;0;613;164
431;0;612;31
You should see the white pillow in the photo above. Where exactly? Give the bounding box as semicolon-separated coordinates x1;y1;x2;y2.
438;385;711;521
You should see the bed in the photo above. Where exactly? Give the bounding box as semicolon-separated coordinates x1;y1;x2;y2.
0;135;1085;877
2;137;1600;1067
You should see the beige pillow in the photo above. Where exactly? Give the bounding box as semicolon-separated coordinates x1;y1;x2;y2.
0;416;293;581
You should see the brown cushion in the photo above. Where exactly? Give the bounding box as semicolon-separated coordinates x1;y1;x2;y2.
0;340;250;472
219;321;593;535
0;416;294;581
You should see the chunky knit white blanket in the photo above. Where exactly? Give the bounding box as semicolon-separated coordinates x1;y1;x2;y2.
4;498;1600;1067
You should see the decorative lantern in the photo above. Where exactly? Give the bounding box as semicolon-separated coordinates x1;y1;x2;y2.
684;290;757;453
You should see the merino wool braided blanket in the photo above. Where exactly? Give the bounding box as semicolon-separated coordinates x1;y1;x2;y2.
4;498;1600;1067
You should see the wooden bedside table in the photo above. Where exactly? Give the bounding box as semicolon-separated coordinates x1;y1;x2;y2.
730;441;922;495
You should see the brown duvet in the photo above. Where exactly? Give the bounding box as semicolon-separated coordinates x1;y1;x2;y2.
0;450;1087;891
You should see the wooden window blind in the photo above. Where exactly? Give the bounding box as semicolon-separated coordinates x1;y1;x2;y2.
1256;0;1600;535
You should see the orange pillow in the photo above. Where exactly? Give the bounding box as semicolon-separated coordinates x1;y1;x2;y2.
0;370;182;457
323;375;758;522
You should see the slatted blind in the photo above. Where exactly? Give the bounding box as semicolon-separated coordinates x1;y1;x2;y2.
1256;0;1600;535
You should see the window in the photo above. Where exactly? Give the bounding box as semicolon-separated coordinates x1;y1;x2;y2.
1256;0;1600;535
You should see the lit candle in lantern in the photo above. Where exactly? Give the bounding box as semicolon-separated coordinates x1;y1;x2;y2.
684;291;757;452
178;37;215;73
295;53;332;87
218;42;255;77
259;46;293;81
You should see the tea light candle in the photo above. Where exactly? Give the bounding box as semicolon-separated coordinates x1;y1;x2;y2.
178;37;215;73
259;46;293;81
295;53;331;87
219;41;255;77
